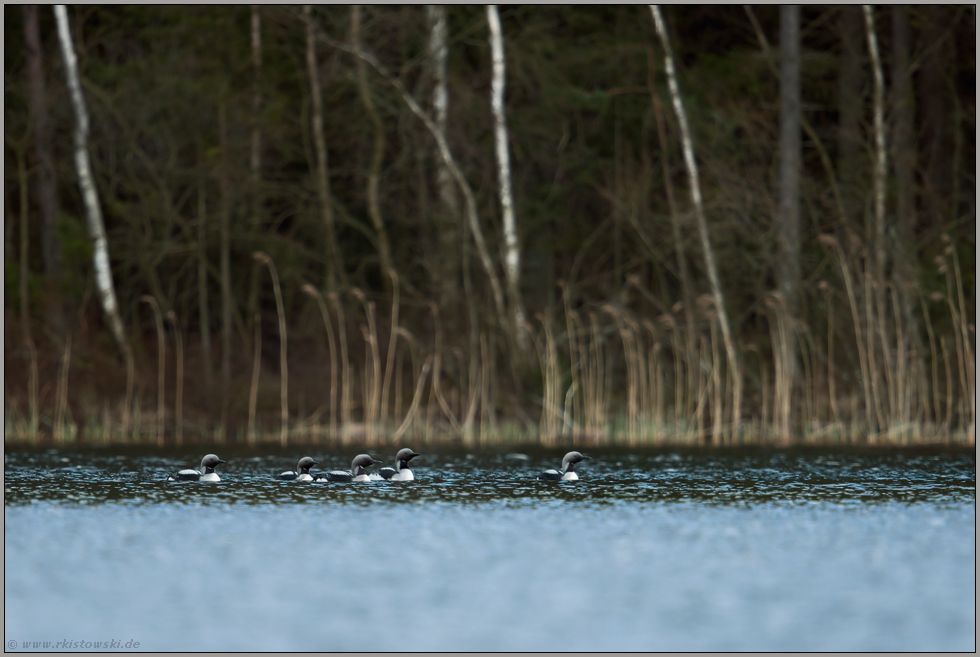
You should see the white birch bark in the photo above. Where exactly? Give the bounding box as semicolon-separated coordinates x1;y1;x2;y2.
776;5;801;441
54;5;127;355
862;5;887;280
327;39;509;332
487;5;528;352
650;5;741;438
427;6;453;214
426;5;460;308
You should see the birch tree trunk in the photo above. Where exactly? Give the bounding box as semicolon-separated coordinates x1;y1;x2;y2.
650;4;741;441
778;5;801;318
55;4;134;435
646;44;696;421
53;6;128;357
777;5;801;440
323;37;509;339
304;5;345;291
862;5;887;283
863;5;897;435
351;5;394;285
25;4;64;335
487;5;528;354
426;5;460;309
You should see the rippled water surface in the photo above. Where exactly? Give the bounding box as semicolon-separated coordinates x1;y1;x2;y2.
4;446;976;651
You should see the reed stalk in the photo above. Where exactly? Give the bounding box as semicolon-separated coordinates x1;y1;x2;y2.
26;338;38;441
659;313;684;436
365;297;382;442
451;348;466;426
394;347;404;422
123;352;134;443
764;295;787;442
247;311;261;445
629;317;649;441
561;284;582;441
948;245;974;419
428;301;461;438
392;356;432;443
380;270;400;435
457;344;481;444
329;293;352;438
643;320;662;437
524;319;548;442
705;303;722;445
253;252;288;447
547;314;562;443
822;284;842;436
798;327;816;440
940;335;954;441
302;284;338;439
569;310;585;441
589;313;603;438
55;332;72;443
694;335;710;445
821;235;874;436
481;333;490;445
942;248;973;436
873;281;896;431
140;296;165;446
367;306;383;444
653;339;665;438
864;268;886;438
606;307;637;444
166;311;184;447
760;348;769;442
890;285;908;439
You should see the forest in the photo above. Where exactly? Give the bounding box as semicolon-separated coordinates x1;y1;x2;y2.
3;5;975;447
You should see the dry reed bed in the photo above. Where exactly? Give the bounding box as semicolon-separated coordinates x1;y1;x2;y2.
4;246;975;449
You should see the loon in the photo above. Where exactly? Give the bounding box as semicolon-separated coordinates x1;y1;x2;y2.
278;457;319;481
313;454;383;483
378;448;420;481
167;454;226;482
538;451;591;481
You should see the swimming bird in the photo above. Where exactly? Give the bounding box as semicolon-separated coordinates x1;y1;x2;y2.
167;454;226;482
278;456;319;481
313;454;383;483
537;451;591;481
378;448;420;481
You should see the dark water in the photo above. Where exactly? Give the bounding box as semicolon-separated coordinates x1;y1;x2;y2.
4;446;976;651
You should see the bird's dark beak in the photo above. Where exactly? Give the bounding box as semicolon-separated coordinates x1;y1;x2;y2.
582;456;593;461
373;459;385;465
312;460;320;465
217;460;227;465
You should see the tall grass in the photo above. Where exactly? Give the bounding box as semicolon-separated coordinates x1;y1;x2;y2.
5;237;974;447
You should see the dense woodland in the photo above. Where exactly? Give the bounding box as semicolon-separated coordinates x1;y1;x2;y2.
3;5;975;446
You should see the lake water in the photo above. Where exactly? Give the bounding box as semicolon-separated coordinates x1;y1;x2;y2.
4;446;976;651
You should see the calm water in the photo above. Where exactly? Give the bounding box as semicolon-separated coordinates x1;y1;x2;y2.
4;446;976;651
